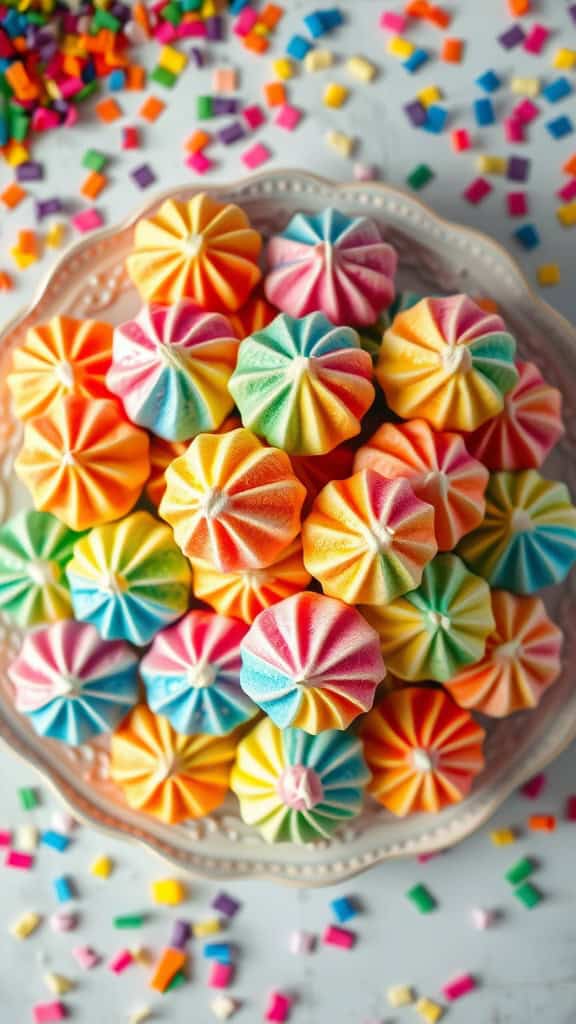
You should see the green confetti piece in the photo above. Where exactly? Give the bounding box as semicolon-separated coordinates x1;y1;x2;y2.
75;81;99;103
197;96;213;119
505;857;535;886
151;66;178;89
82;149;107;173
164;970;187;992
113;914;146;929
92;8;120;31
407;164;434;190
18;787;38;811
182;0;202;9
161;2;183;25
406;883;437;914
515;881;542;909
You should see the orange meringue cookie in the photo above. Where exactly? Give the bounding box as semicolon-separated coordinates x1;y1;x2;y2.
146;416;242;508
126;194;263;311
109;704;237;824
159;427;306;572
361;687;486;816
444;590;563;717
228;289;276;339
7;315;114;421
191;538;311;624
15;395;150;531
354;419;489;550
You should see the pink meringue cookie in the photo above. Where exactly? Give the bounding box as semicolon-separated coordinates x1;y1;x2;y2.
264;209;398;326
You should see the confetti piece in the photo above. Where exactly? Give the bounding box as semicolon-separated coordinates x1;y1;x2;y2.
274;104;303;131
194;918;221;938
33;1002;66;1024
379;12;408;33
323;82;349;108
114;914;146;929
407;164;434;189
90;856;113;879
506;857;536;885
415;997;444;1023
474;97;495;126
10;911;41;939
507;192;529;216
5;851;34;870
418;85;443;108
95;98;122;124
265;991;292;1022
131;164;157;189
50;911;77;933
547;115;573;139
557;202;576;226
304;48;334;71
406;884;437;913
108;949;134;974
158;45;187;75
81;172;108;201
521;773;547;798
0;272;14;291
528;814;557;830
139;96;166;123
151;879;186;906
403;48;430;73
325;129;356;157
330;896;358;923
451;128;472;152
16;826;38;851
463;178;493;204
523;23;550;55
1;183;26;209
441;38;464;63
263;81;287;107
72;945;100;970
515;882;543;908
423;105;448;133
470;907;496;930
43;975;73;997
511;76;540;97
323;924;356;948
53;876;74;904
149;947;187;992
209;962;234;988
272;58;295;81
353;162;378;180
72;209;104;234
514;223;541;249
204;943;232;963
286;35;312;60
499;24;526;49
387;36;415;60
442;973;476;1001
289;930;316;954
553;48;576;71
490;827;517;846
212;892;241;918
123;127;140;151
477;155;507;175
210;995;241;1020
346;55;376;82
387;985;415;1007
542;77;573;103
565;796;576;821
18;787;38;810
508;0;531;13
186;151;215;174
128;1009;152;1024
476;69;502;93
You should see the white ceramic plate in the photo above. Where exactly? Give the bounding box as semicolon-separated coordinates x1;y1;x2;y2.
1;170;575;886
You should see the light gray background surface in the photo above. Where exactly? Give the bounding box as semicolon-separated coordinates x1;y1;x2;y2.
0;1;575;1021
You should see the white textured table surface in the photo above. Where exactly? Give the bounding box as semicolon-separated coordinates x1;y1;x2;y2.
0;1;575;1022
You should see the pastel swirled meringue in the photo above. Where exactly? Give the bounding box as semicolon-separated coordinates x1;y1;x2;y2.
361;687;486;816
230;717;370;843
228;312;375;455
145;416;242;508
445;590;563;717
465;361;564;471
14;395;150;531
126;194;262;310
354;419;489;550
66;510;191;646
302;470;437;605
376;295;519;431
159;427;306;572
191;538;311;624
141;610;257;735
7;315;114;421
457;470;576;593
362;553;494;682
239;591;385;733
0;510;82;628
108;301;239;441
8;620;139;745
264;209;398;326
110;704;238;823
228;289;276;339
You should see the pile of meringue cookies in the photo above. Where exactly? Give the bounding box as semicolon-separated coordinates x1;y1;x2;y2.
2;191;575;844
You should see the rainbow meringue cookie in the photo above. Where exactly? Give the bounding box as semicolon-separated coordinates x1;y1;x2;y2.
7;315;114;422
0;510;83;628
445;590;563;717
362;552;494;682
376;295;518;431
239;591;385;733
141;610;257;735
264;209;398;327
14;395;150;532
126;193;262;310
457;470;576;593
159;427;306;572
465;360;564;471
361;687;486;816
108;301;239;442
66;510;191;646
110;704;237;824
228;312;375;455
8;620;139;745
230;717;370;843
302;470;437;605
191;538;311;625
354;419;489;550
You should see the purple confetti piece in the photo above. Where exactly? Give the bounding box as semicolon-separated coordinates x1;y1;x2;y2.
205;15;224;40
498;24;525;49
131;164;156;189
36;197;63;220
16;162;44;182
507;156;530;182
218;120;246;145
212;97;239;115
212;892;241;918
404;100;427;127
170;920;192;949
189;46;205;67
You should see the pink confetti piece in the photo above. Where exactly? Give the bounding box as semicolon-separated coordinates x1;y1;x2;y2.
50;911;77;933
108;949;134;974
72;945;100;970
523;23;550;54
470;908;496;930
289;930;316;954
209;961;234;989
242;104;266;130
513;98;540;124
233;7;258;36
0;830;12;847
274;104;303;131
505;118;526;143
265;992;292;1023
323;925;356;949
241;142;272;169
185;151;214;174
33;1002;66;1023
379;11;408;33
521;772;547;799
451;128;472;152
72;209;103;234
463;178;493;204
442;973;477;1001
507;191;529;216
5;850;33;870
558;179;576;202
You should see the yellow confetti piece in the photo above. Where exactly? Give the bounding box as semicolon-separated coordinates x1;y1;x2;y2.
557;202;576;227
90;855;113;879
45;222;66;249
10;912;41;939
304;48;334;72
193;917;221;938
2;141;30;166
323;82;349;108
510;76;540;97
150;878;187;906
44;973;73;996
158;45;187;75
476;155;507;175
272;57;294;79
325;129;356;157
553;47;576;70
417;85;443;108
131;946;154;965
416;997;444;1023
129;1008;152;1024
17;825;39;851
537;264;561;286
10;248;37;270
346;55;377;82
490;828;517;847
387;984;415;1007
387;35;415;60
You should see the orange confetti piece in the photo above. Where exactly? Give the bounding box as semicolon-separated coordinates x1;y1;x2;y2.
81;172;108;200
139;96;166;122
95;97;122;123
0;183;27;209
149;948;187;993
